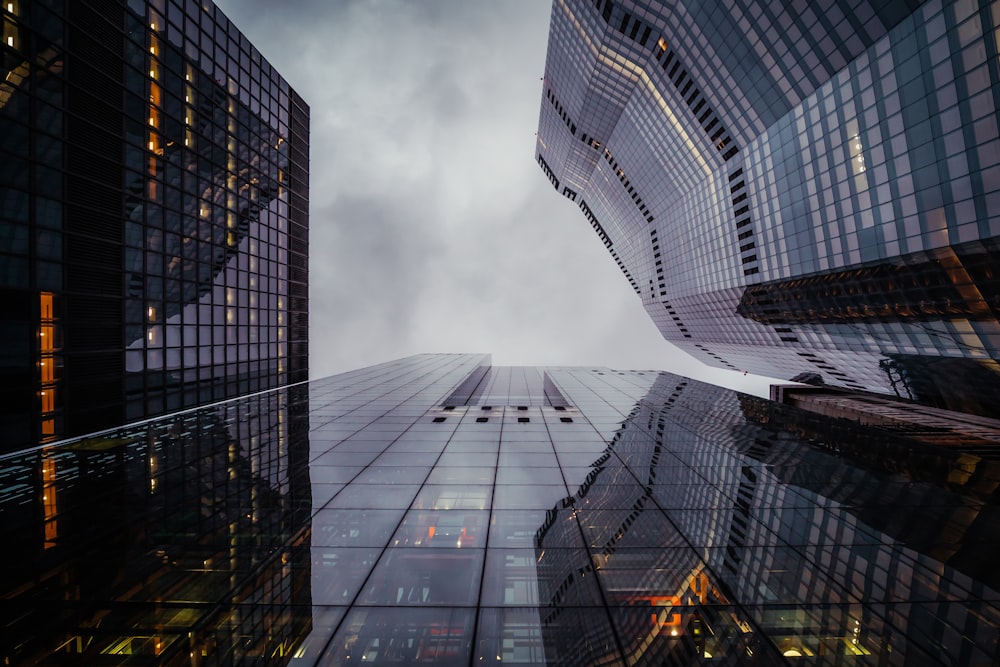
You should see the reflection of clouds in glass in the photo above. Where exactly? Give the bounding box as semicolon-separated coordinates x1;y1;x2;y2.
123;63;290;352
10;354;1000;662
4;381;312;660
125;198;288;373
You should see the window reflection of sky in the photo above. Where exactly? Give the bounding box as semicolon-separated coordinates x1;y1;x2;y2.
4;358;1000;664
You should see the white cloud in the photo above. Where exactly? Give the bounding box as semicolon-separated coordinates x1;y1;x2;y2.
215;0;780;396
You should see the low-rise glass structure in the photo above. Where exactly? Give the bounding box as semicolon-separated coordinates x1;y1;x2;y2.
3;354;999;665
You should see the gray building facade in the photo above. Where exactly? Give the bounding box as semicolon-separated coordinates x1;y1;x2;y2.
536;0;1000;415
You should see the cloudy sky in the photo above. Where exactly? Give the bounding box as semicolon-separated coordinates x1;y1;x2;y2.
215;0;778;396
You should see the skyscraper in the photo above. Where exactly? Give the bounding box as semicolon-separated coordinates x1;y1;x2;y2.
535;0;1000;415
0;0;308;452
3;353;999;664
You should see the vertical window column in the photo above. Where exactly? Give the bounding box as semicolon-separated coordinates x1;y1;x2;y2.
38;291;60;441
144;23;164;379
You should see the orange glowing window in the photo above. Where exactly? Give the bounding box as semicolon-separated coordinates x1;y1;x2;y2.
43;455;57;547
40;292;53;319
39;324;53;351
39;293;55;355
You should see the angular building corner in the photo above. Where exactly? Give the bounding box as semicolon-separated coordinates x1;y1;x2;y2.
0;0;308;452
536;0;1000;415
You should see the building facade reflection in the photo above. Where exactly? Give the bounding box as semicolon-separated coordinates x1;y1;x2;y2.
0;383;311;665
528;372;1000;664
3;355;1000;665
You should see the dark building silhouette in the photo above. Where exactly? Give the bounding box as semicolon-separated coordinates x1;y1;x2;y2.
0;0;308;452
0;383;312;664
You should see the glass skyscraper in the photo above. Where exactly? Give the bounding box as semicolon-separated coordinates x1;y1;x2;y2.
3;353;999;664
536;0;1000;415
0;0;308;452
5;1;1000;665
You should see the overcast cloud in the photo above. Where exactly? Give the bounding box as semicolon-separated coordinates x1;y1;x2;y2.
214;0;779;396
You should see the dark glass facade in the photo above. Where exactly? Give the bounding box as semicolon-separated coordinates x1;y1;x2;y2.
4;353;999;664
1;382;312;664
536;0;1000;414
0;0;308;452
